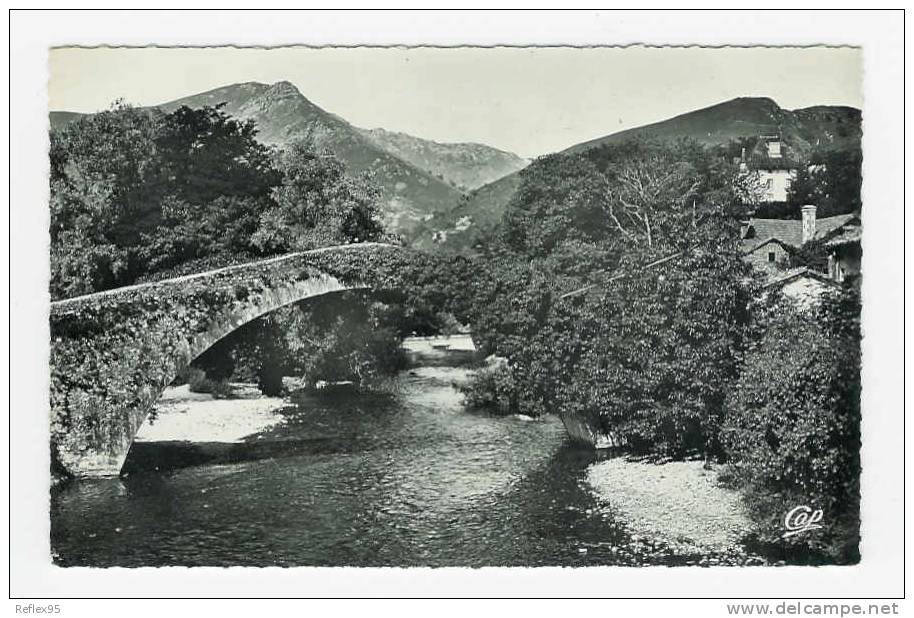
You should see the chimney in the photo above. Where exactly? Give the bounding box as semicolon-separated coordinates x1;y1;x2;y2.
801;204;817;244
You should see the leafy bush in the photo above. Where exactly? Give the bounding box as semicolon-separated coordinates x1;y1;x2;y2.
182;367;233;398
720;285;861;563
458;362;520;415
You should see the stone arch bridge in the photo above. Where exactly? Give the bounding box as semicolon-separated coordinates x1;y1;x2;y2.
50;243;421;478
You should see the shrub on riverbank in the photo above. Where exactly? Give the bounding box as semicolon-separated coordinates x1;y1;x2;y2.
458;362;519;415
177;367;234;399
720;284;861;563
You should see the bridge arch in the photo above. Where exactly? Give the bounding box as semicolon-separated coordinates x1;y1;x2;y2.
50;243;411;478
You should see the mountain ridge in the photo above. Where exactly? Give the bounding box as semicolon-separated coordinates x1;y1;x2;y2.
417;96;861;253
49;80;531;241
356;126;527;191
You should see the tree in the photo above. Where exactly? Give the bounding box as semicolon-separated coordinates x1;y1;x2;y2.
786;163;823;211
250;142;385;253
49;104;164;297
467;139;759;457
811;149;862;217
785;148;862;219
49;102;284;298
155;103;280;204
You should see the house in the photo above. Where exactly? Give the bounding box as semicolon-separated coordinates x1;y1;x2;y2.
738;136;799;202
762;267;841;311
823;222;862;283
741;204;861;286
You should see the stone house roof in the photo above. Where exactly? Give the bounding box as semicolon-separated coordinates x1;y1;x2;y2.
742;236;794;256
762;266;841;290
745;151;800;171
740;213;859;253
824;224;862;248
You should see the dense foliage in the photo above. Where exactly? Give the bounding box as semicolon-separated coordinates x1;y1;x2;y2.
464;140;758;455
50;103;385;300
196;294;409;395
459;136;862;560
720;285;861;563
796;149;863;218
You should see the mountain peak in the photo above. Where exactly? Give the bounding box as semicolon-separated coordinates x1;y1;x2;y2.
264;80;303;99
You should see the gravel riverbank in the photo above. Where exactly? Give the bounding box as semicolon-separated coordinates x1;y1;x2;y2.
135;384;286;443
586;457;753;555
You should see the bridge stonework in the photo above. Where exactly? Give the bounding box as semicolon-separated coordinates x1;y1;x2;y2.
50;243;406;478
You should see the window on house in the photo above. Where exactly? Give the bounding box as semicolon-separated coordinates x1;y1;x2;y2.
768;251;776;263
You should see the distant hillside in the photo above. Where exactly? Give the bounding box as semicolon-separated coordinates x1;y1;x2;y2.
49;111;85;131
357;127;527;191
564;97;860;156
410;173;522;253
421;97;862;254
158;81;466;238
50;81;466;240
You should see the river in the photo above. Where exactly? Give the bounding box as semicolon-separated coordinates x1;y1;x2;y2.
50;337;728;567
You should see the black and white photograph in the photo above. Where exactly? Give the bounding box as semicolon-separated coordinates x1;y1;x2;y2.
8;8;906;606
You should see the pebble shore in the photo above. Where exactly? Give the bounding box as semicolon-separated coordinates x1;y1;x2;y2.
586;457;753;555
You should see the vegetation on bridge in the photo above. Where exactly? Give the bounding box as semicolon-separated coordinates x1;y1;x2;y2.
50;243;461;472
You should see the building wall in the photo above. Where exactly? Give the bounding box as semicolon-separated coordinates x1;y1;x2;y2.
745;241;791;273
756;169;796;202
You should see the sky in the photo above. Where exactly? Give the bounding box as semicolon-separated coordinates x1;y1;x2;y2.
49;46;862;159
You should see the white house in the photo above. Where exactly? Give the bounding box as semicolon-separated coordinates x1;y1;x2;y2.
738;136;798;202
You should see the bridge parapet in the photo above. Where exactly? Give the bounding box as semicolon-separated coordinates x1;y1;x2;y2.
50;243;410;477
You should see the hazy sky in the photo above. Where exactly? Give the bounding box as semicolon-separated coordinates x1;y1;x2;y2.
49;46;862;159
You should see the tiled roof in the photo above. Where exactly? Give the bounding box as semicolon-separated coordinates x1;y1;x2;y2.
746;153;800;171
744;139;800;171
742;236;792;255
824;225;862;247
763;266;839;289
741;213;859;252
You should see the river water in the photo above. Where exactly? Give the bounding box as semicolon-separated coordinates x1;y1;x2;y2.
50;340;706;567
